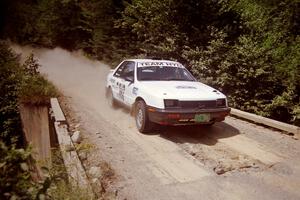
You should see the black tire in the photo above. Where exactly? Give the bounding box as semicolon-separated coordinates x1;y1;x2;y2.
106;88;117;108
202;122;215;127
135;100;153;133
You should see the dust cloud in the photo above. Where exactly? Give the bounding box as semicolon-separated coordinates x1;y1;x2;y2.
11;44;117;115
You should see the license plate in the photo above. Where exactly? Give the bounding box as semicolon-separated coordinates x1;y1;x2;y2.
194;114;210;122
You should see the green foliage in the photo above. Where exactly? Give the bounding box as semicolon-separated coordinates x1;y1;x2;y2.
20;53;58;105
115;0;233;62
37;150;95;200
0;41;23;144
211;0;299;124
20;75;58;106
183;32;281;113
1;0;92;49
86;0;124;60
0;142;38;200
47;180;94;200
41;0;92;50
0;143;94;200
22;53;40;76
1;0;39;44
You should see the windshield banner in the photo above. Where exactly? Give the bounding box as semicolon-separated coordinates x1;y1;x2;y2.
137;61;184;68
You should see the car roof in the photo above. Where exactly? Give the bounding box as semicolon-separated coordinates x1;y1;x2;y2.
124;59;179;63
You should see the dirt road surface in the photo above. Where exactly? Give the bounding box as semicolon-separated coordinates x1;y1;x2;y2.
13;46;300;200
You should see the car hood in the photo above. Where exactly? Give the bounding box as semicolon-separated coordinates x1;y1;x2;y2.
139;81;226;100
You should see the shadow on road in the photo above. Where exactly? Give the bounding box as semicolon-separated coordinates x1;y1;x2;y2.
111;104;240;146
157;122;240;146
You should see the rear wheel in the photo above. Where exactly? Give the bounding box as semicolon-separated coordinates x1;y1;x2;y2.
106;88;117;108
135;100;153;133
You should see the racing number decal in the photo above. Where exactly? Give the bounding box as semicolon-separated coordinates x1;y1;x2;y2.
118;83;125;101
110;78;115;84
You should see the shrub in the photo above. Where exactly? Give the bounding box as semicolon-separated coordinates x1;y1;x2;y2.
0;142;38;200
19;52;58;105
0;41;23;145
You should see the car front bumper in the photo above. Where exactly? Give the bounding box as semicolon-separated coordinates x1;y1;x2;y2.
147;106;231;125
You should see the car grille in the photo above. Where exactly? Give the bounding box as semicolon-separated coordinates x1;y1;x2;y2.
179;100;218;109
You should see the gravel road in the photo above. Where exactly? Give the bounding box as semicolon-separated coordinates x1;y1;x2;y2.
13;46;300;200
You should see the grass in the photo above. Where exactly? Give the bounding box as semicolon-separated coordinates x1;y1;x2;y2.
17;52;58;105
20;74;58;105
44;149;95;200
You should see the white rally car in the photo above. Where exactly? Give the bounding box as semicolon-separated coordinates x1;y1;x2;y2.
106;59;231;133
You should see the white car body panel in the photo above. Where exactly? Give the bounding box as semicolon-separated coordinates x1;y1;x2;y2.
135;81;227;108
106;59;229;111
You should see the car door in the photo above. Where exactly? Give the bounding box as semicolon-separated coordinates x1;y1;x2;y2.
120;61;136;106
112;61;127;103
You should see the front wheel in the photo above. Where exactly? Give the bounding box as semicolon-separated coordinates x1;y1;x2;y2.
201;122;215;127
135;100;153;133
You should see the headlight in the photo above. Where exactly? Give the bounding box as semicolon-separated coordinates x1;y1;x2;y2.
216;98;226;107
164;99;179;108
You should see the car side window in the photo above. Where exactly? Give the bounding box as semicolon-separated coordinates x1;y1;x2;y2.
113;62;127;77
120;61;135;81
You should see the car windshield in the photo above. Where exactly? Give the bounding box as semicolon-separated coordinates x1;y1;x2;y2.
137;66;196;81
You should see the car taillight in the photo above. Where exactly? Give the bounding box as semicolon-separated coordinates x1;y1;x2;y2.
164;99;179;108
216;99;226;107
